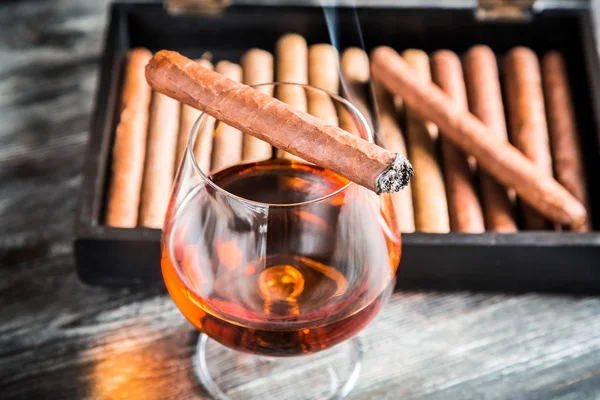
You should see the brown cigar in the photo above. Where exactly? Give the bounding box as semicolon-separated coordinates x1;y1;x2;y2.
373;78;415;233
340;47;412;231
145;50;412;194
371;46;586;228
139;91;181;228
307;44;339;125
176;59;213;170
432;50;485;233
105;48;152;228
503;47;554;230
463;45;517;233
402;49;450;233
192;61;217;173
341;47;370;83
193;112;217;174
275;33;308;160
542;51;592;232
211;61;244;173
340;47;373;130
241;49;274;163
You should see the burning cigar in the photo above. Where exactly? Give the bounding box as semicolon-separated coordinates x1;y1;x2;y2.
307;44;339;125
371;46;587;228
373;78;415;233
503;47;554;230
275;33;308;160
145;50;413;194
432;50;485;233
105;48;152;228
211;61;244;173
542;51;592;232
241;49;274;163
176;59;213;169
139;90;180;228
463;45;517;233
402;49;450;233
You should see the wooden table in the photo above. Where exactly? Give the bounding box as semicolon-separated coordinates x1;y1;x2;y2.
1;1;600;398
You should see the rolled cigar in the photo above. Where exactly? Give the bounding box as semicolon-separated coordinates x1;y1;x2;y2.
432;50;485;233
336;100;363;137
241;49;274;163
503;47;554;230
402;49;450;233
371;46;587;228
275;33;308;160
463;45;517;233
139;91;181;228
105;48;152;228
307;44;339;125
194;113;217;173
145;50;412;194
340;47;373;130
211;60;244;173
373;78;415;232
193;64;217;173
176;59;214;170
340;47;411;231
542;51;592;232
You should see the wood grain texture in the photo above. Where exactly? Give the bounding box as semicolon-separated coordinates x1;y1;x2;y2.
1;1;600;399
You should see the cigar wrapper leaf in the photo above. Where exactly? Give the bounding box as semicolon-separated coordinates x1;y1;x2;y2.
145;50;413;195
370;46;586;228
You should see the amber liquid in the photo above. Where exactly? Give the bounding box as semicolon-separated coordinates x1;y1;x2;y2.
162;160;401;357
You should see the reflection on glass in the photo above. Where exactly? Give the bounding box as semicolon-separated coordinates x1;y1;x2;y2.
161;83;401;399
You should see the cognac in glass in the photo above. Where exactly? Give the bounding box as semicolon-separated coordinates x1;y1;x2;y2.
161;84;401;399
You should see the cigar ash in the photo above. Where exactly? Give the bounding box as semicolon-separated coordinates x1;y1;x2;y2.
376;154;413;194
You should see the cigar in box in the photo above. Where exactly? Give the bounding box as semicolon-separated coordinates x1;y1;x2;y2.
75;3;600;294
105;42;592;233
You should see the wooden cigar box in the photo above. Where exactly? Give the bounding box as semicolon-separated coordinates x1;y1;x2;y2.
74;0;600;292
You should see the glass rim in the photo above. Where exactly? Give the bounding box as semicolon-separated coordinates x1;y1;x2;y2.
187;82;374;208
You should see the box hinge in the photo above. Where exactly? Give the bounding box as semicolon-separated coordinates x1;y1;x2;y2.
476;0;537;21
166;0;232;15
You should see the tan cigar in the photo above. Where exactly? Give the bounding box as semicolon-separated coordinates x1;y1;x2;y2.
503;47;554;230
105;48;152;228
373;78;415;233
370;46;586;228
542;51;592;232
307;44;339;125
336;101;363;137
193;113;217;173
211;60;244;173
275;33;308;160
463;45;517;233
139;91;180;228
432;50;485;233
401;49;450;233
193;63;218;173
340;47;373;130
176;59;214;170
337;46;403;228
145;50;413;194
339;49;406;234
241;49;274;163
